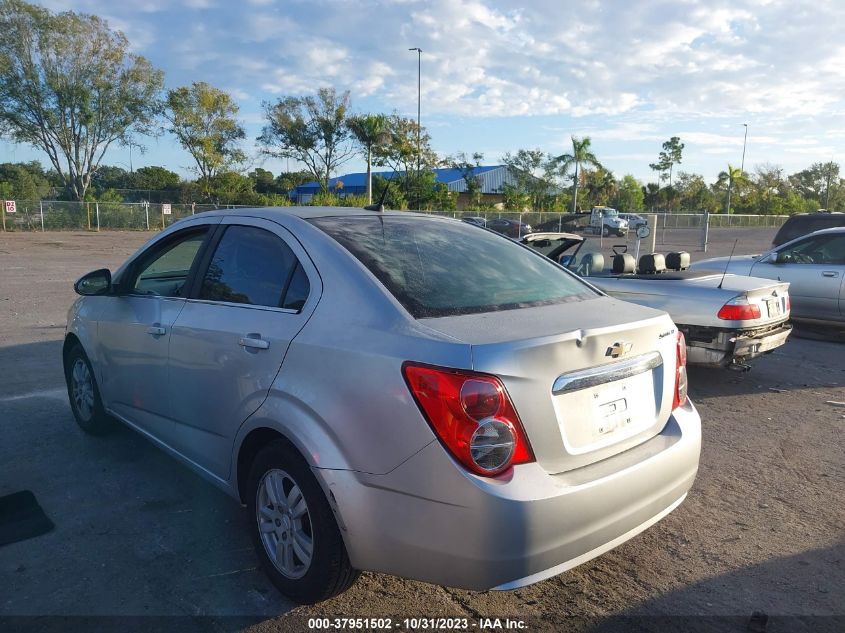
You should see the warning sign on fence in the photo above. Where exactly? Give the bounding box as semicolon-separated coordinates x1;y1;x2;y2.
5;200;16;214
162;203;171;215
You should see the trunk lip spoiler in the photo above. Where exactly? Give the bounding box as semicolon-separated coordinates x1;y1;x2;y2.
552;351;663;395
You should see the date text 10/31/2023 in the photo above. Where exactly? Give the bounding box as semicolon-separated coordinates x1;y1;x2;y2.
307;617;528;630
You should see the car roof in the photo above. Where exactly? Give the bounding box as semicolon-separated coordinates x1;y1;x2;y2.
180;206;446;222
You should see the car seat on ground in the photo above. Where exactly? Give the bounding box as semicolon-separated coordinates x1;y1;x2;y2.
578;252;604;277
612;253;636;274
666;251;691;271
638;253;666;274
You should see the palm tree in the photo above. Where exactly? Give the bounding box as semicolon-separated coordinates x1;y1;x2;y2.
346;114;389;204
718;164;745;214
555;135;602;213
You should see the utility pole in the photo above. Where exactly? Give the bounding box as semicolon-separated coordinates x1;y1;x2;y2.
409;47;422;210
740;123;748;173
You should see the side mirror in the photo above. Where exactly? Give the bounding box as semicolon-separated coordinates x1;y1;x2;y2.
774;251;790;265
74;268;112;296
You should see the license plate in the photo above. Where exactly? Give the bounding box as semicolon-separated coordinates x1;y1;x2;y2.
592;383;635;438
596;397;631;435
766;299;783;317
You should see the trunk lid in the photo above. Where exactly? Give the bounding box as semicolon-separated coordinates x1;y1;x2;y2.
421;296;680;474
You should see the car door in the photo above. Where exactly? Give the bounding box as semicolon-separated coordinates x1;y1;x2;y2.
750;233;845;321
96;221;217;435
165;217;321;480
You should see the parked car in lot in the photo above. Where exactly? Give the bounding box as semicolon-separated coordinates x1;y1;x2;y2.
485;216;533;237
619;213;648;229
771;211;845;247
461;215;488;227
65;208;700;603
522;232;792;367
692;227;845;325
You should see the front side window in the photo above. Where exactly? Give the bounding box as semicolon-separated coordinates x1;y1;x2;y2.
778;234;845;265
131;228;208;297
199;225;310;309
311;215;595;318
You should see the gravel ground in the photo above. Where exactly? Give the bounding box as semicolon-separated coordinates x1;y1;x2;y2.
0;227;843;633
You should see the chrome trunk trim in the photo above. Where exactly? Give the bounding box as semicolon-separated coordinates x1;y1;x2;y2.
552;351;663;395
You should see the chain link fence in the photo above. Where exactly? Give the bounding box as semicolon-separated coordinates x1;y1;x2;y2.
0;201;251;232
1;202;789;244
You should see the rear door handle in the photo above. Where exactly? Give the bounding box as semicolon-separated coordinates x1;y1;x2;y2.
822;271;840;278
239;336;270;350
146;325;166;336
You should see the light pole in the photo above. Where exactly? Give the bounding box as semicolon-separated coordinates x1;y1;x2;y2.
409;47;422;210
740;123;748;173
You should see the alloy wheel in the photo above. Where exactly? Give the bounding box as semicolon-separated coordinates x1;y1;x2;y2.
256;469;314;579
71;358;95;422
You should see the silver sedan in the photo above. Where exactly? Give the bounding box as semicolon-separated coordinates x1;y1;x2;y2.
692;227;845;324
64;208;701;603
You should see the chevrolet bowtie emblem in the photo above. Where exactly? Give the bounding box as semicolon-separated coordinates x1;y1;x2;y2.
606;342;633;358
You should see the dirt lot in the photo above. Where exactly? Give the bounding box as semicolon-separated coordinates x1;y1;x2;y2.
0;228;843;633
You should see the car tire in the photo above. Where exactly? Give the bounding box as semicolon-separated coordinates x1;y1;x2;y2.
64;342;113;435
247;440;359;604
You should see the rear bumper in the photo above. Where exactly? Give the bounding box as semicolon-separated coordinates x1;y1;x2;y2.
319;401;701;591
684;322;792;366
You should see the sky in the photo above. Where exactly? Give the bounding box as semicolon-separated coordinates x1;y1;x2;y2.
2;0;845;185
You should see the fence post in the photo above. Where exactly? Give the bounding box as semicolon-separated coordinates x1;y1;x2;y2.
191;202;195;215
1;200;5;232
145;202;150;231
86;202;91;230
646;214;657;253
702;211;710;252
95;202;100;231
39;200;44;231
160;204;165;230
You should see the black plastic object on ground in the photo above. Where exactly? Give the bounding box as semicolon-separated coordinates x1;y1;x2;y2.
0;490;55;547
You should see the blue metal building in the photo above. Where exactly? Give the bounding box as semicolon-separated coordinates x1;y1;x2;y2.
290;165;520;205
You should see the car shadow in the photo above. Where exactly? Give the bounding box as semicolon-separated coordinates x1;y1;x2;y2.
0;339;295;619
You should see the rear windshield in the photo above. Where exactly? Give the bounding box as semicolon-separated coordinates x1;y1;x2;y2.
310;215;597;318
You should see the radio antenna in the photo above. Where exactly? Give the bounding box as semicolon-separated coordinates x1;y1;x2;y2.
719;239;738;289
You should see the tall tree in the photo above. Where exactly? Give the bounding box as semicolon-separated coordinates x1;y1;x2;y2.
501;149;557;211
346;113;389;203
258;87;354;193
0;0;164;201
555;135;601;213
612;174;644;211
373;114;440;207
450;151;484;208
717;164;745;214
166;82;245;200
649;136;684;211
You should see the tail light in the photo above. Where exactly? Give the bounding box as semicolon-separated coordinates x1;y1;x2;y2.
673;331;688;410
717;296;761;321
402;363;534;476
785;294;791;312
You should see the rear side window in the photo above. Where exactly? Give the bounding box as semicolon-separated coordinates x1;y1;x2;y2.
310;215;595;318
199;225;310;310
